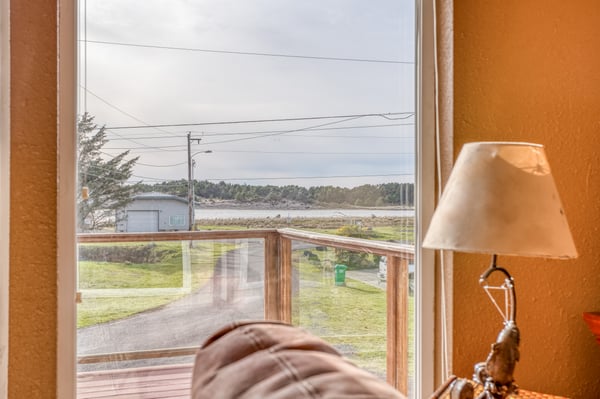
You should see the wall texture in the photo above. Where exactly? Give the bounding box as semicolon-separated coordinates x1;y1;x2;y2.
453;1;600;397
9;0;58;397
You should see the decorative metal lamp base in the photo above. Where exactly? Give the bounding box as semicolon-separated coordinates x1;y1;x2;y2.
472;255;520;399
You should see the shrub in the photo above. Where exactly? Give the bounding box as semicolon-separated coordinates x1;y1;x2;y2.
78;243;180;264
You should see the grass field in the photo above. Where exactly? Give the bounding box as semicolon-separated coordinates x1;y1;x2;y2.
77;241;232;328
292;258;414;378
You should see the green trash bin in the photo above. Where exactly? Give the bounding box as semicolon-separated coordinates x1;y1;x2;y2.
334;264;347;286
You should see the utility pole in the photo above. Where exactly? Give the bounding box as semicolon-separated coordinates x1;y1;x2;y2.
187;132;201;231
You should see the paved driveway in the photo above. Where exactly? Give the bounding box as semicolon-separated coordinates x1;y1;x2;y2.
77;241;385;371
77;241;265;371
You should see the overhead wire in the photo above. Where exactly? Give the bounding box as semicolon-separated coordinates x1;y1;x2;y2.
103;113;403;152
102;122;416;141
83;39;415;65
104;134;414;144
187;115;367;146
79;43;416;188
104;112;413;130
84;87;180;137
104;150;413;158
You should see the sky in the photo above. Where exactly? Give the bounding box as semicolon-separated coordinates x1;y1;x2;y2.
79;0;416;188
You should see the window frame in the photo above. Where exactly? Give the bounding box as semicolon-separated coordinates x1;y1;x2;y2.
169;214;185;227
57;0;78;398
0;0;10;396
414;0;437;396
55;1;438;397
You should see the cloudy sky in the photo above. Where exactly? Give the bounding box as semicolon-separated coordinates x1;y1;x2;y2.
79;0;416;188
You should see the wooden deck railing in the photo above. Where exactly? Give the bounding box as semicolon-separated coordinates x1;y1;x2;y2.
77;228;415;395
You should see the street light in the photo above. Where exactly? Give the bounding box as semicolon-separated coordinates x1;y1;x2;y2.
187;132;212;231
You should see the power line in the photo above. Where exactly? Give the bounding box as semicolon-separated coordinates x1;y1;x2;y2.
103;135;416;151
103;142;188;151
103;137;416;152
105;148;413;157
103;122;415;141
102;129;159;151
84;87;146;124
193;115;364;146
82;87;184;151
104;114;384;151
286;132;414;138
84;39;414;65
136;160;188;168
199;121;415;136
120;151;414;164
83;87;179;137
104;112;413;130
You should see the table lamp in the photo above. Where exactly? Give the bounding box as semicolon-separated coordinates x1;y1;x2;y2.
423;142;577;399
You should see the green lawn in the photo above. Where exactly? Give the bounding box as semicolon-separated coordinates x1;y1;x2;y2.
77;241;232;328
77;295;185;328
291;259;414;378
78;260;184;289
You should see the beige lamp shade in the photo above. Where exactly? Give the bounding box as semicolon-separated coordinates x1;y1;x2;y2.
423;142;577;258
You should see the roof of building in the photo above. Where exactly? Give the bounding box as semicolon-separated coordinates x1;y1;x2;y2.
132;192;188;204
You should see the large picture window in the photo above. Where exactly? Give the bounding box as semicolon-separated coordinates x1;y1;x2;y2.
68;1;434;398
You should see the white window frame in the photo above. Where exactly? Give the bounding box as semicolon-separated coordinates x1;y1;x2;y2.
54;1;438;397
57;0;78;398
0;0;10;397
415;0;436;396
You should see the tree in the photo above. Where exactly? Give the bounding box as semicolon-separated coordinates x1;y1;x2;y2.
333;225;377;269
77;112;141;231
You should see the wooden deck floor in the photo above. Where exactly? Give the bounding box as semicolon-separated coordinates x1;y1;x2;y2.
77;363;194;399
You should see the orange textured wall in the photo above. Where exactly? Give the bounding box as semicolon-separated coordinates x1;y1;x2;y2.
8;0;58;397
454;1;600;397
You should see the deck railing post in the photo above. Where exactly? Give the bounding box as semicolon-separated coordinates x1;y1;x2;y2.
386;255;409;395
264;232;281;321
279;236;292;323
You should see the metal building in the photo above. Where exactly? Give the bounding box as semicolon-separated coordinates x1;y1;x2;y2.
116;193;188;232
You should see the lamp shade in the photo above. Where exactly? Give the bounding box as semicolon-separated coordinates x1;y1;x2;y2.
423;142;577;258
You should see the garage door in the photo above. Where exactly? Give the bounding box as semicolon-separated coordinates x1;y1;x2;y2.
126;210;159;232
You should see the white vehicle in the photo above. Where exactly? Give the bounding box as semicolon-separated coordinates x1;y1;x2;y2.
378;256;415;294
377;256;387;282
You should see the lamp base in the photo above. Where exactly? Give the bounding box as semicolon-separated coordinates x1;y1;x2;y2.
473;255;521;399
473;323;520;399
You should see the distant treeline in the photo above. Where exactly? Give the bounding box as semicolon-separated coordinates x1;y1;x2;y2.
140;180;414;207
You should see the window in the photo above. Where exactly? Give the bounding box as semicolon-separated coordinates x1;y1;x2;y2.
169;215;185;227
61;1;436;398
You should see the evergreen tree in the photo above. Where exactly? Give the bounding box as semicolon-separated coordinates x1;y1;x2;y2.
77;112;141;231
